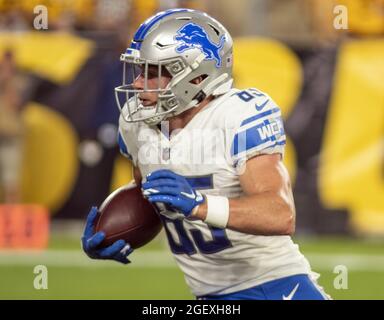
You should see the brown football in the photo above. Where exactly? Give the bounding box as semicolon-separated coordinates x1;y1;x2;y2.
95;182;162;249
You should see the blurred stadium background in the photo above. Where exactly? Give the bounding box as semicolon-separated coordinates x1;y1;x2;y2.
0;0;383;300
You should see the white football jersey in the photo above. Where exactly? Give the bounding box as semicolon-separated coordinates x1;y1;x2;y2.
118;88;313;297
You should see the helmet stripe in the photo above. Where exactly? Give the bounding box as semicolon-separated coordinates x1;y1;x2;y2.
132;8;191;47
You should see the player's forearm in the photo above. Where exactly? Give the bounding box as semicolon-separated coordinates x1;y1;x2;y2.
194;193;295;236
229;193;295;235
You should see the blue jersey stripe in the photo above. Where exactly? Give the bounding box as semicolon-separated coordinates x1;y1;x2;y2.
232;139;286;158
132;8;190;49
231;119;285;156
240;107;281;127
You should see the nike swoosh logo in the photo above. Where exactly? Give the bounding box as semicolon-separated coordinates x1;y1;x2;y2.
282;283;300;300
180;191;196;199
142;188;159;196
255;99;269;111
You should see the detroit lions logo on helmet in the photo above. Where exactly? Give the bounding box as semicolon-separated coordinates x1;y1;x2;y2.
174;22;225;67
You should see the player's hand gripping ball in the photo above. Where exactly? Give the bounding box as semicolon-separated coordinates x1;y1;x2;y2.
142;169;205;217
82;183;162;264
82;207;133;264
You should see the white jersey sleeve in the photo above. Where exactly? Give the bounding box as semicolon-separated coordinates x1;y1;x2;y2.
118;115;139;166
224;88;286;169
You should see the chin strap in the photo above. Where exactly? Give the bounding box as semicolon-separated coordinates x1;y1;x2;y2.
190;74;233;109
212;77;233;95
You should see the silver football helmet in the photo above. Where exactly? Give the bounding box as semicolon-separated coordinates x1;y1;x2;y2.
115;8;233;126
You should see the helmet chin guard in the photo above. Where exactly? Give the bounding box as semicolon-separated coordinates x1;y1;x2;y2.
115;8;233;126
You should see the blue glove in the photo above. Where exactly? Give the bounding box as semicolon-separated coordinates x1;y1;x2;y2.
81;207;133;264
142;169;205;217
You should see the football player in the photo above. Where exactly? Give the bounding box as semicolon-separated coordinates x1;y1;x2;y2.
82;8;330;300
